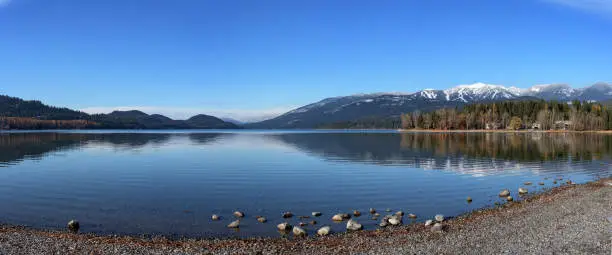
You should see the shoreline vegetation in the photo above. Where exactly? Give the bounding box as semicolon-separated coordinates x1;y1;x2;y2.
1;178;610;254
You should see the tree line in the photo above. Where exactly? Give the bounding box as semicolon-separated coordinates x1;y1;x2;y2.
401;100;612;131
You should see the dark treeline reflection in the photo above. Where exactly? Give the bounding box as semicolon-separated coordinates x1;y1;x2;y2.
0;132;223;166
273;132;612;165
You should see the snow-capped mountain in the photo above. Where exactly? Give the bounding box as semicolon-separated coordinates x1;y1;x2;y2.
247;82;612;129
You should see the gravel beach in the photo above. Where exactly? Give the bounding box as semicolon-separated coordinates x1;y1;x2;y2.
1;179;610;255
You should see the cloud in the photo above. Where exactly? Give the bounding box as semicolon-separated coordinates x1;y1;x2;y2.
79;106;296;123
543;0;612;14
0;0;11;7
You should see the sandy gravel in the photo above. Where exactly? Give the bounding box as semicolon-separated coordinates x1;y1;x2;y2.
1;179;610;255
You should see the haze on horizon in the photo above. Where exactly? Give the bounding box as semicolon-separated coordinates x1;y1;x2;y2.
1;0;611;121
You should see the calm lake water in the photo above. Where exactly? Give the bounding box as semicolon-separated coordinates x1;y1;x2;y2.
0;130;610;238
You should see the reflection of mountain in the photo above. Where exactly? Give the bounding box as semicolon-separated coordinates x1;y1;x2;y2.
0;132;223;166
271;132;612;175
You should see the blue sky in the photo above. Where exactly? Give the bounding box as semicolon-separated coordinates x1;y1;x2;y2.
1;0;611;121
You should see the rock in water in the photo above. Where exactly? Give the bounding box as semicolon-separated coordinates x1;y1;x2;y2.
435;214;445;222
257;217;267;223
539;182;545;186
227;220;240;228
353;210;361;217
292;226;307;237
277;222;292;231
282;212;293;218
507;196;513;202
518;187;528;194
299;222;307;227
312;212;322;217
379;221;388;227
395;211;404;217
425;220;434;226
388;216;402;226
233;211;245;218
332;213;350;221
369;208;376;214
67;220;80;233
431;223;444;232
310;220;317;225
499;189;510;197
408;213;417;219
524;182;532;185
317;226;331;236
466;197;473;203
346;219;363;231
211;214;220;221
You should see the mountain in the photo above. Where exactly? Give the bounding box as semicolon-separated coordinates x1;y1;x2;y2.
248;82;612;129
0;95;239;130
186;114;239;129
220;117;245;125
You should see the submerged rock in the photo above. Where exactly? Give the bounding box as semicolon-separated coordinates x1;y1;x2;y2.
431;223;444;232
282;212;293;218
518;187;528;194
539;182;545;186
211;214;220;221
233;211;245;218
317;226;331;236
499;189;510;197
386;208;392;212
425;220;434;226
346;219;363;231
353;210;361;217
408;213;417;219
466;197;473;203
292;226;307;237
435;214;445;222
310;220;317;225
373;212;381;217
277;222;292;231
67;220;80;233
227;220;240;228
312;212;322;217
299;222;307;227
524;182;532;185
257;217;267;223
369;208;376;214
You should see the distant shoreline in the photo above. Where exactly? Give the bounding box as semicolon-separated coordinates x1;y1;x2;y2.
0;178;609;254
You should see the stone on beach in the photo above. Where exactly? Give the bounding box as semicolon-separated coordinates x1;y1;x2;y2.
435;214;445;222
499;189;510;197
233;211;245;218
317;226;331;236
518;187;528;194
277;222;292;231
425;220;434;226
292;226;307;237
282;212;293;218
312;212;322;217
431;223;444;232
388;216;402;226
227;220;240;228
211;214;220;221
67;220;80;233
346;219;363;231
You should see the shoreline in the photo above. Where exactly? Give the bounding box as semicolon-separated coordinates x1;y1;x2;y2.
398;129;612;133
1;178;610;254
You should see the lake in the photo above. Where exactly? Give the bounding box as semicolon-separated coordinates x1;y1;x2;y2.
0;130;610;238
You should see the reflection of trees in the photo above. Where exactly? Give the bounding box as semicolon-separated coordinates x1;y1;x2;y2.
273;132;612;167
188;133;224;145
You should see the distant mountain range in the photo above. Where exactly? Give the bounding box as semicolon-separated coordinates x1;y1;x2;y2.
0;95;238;130
247;82;612;128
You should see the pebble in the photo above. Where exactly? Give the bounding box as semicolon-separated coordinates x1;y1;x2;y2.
431;223;444;232
312;212;322;217
233;211;245;218
499;189;510;197
317;226;331;236
277;222;292;231
292;226;307;237
227;220;240;228
425;220;434;226
282;212;293;218
346;219;363;231
67;220;80;233
211;214;220;221
435;214;445;222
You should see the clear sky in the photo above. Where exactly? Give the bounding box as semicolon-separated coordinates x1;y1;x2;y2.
1;0;611;121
